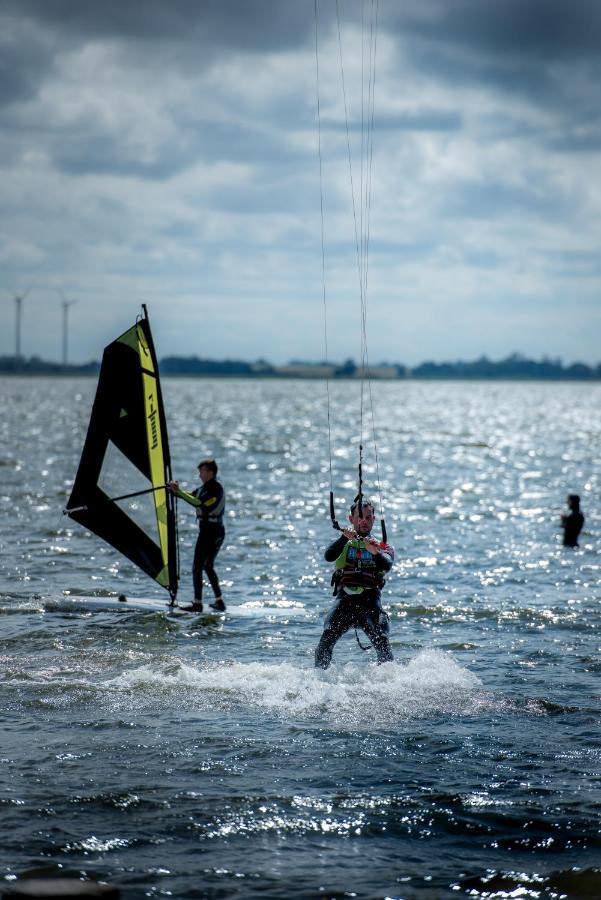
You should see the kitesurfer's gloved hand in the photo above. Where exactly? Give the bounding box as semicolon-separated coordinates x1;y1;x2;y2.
341;527;382;556
363;537;384;555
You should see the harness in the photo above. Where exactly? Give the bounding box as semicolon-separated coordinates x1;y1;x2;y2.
331;539;387;596
193;481;225;526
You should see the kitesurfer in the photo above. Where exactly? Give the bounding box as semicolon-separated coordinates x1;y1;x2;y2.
315;498;394;669
560;494;584;548
167;458;226;612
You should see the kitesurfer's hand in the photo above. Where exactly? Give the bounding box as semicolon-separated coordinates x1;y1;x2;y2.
363;537;382;555
342;527;357;541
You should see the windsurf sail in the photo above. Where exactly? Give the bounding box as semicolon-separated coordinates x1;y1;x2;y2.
64;305;178;601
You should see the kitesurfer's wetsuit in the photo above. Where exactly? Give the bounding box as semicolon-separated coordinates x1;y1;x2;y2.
173;479;225;602
315;534;394;669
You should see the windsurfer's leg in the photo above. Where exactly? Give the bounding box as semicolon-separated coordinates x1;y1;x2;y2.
205;529;226;610
361;605;393;664
192;535;207;608
205;531;224;595
315;601;352;669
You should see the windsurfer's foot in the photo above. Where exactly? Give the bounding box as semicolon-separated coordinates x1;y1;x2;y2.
210;597;226;612
191;600;203;612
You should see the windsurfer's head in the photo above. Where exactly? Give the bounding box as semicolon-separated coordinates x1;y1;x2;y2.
568;493;580;511
349;498;375;536
198;458;218;482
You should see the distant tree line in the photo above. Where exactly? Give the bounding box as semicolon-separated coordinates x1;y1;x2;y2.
159;356;270;376
0;355;100;375
410;353;601;380
1;352;600;379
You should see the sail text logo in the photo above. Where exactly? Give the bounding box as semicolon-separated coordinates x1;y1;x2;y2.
148;394;159;450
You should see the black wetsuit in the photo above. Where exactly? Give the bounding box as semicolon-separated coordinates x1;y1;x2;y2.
176;479;225;601
315;534;394;669
561;510;584;548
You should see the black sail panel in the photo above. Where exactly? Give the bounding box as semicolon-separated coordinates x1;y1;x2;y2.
66;310;178;598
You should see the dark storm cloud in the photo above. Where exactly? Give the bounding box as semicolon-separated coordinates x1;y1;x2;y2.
10;0;601;60
5;0;599;163
546;126;601;154
0;0;321;124
52;132;190;180
385;0;601;129
0;0;324;180
386;0;601;64
408;43;557;102
389;0;568;152
0;12;56;108
384;0;601;163
1;0;318;53
5;0;601;104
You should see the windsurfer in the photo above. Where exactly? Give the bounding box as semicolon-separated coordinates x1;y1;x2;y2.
167;458;226;612
315;499;394;669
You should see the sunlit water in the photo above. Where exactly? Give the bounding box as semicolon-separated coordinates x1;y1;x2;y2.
1;376;600;899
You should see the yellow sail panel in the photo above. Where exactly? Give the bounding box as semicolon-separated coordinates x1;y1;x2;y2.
135;325;170;574
143;373;170;571
117;324;140;354
155;563;170;588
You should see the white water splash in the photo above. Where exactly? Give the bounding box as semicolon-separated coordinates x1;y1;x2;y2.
109;649;483;726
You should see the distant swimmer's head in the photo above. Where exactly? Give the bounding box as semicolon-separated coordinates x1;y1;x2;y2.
198;458;218;482
349;497;375;536
568;493;580;510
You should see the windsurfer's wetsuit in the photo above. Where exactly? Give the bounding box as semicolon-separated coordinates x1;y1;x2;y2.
173;478;225;606
315;533;394;669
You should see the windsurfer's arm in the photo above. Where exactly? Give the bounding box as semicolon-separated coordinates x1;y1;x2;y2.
324;534;348;561
166;482;202;507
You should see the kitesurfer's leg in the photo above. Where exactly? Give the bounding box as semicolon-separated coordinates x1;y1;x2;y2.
361;605;393;664
315;601;353;669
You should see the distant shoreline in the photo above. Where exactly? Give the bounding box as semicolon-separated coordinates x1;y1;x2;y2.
1;352;600;380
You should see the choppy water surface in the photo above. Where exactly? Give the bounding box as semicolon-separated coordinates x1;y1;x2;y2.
1;376;600;899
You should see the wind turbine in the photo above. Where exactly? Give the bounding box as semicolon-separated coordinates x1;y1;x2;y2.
58;290;78;367
13;288;32;360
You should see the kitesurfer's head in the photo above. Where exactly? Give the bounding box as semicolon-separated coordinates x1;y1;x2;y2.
198;458;218;482
567;493;580;511
349;498;375;536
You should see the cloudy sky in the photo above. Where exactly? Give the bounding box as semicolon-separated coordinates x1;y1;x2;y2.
1;0;600;365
